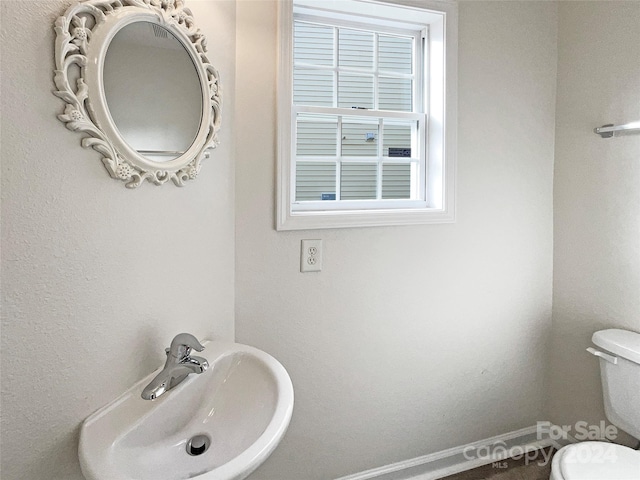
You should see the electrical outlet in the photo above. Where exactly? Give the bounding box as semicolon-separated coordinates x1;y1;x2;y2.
301;239;322;273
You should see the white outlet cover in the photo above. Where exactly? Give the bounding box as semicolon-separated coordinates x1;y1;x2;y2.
301;239;322;273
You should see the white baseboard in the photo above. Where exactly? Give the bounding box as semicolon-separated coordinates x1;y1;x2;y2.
334;423;577;480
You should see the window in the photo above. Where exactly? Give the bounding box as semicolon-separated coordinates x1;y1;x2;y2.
278;0;457;230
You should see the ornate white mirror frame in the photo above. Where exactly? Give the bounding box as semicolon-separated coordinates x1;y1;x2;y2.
53;0;221;188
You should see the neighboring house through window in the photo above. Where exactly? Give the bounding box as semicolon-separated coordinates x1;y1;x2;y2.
277;0;457;230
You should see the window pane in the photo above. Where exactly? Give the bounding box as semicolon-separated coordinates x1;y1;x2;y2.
341;163;377;200
294;69;334;106
296;114;337;156
383;122;414;157
296;162;336;201
379;35;413;74
341;120;378;156
379;77;412;111
338;29;374;70
338;73;374;109
294;22;334;66
382;163;411;199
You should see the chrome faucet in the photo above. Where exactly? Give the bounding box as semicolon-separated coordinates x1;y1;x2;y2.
141;333;209;400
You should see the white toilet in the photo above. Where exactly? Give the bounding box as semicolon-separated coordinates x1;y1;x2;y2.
550;329;640;480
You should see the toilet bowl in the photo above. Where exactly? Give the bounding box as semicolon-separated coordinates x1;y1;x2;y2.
550;441;640;480
549;329;640;480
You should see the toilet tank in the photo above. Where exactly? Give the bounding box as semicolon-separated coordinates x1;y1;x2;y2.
591;329;640;440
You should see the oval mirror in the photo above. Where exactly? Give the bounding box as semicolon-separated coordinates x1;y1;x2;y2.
103;22;202;163
53;0;222;188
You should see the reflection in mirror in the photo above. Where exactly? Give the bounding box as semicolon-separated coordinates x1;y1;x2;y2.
103;22;202;162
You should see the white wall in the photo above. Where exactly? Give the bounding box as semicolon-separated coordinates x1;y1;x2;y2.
548;1;640;444
0;1;236;479
235;1;557;478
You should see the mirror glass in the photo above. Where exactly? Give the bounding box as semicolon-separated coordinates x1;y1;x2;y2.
103;21;203;162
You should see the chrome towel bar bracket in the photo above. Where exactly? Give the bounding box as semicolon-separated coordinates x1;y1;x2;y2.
594;121;640;138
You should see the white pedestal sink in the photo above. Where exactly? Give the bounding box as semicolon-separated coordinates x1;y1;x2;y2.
79;341;294;480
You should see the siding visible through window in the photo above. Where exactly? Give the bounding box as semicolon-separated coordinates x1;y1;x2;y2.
293;20;415;201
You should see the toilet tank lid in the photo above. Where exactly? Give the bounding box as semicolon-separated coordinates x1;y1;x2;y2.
592;329;640;365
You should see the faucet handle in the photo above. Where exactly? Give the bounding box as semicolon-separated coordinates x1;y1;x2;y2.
168;333;205;360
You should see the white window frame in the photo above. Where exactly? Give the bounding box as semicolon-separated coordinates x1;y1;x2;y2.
277;0;457;231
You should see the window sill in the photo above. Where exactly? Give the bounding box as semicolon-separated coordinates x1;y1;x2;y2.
276;205;456;231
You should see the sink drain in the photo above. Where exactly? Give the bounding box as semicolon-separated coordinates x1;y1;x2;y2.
186;434;211;456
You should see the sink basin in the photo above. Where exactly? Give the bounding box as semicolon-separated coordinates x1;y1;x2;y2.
79;341;294;480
